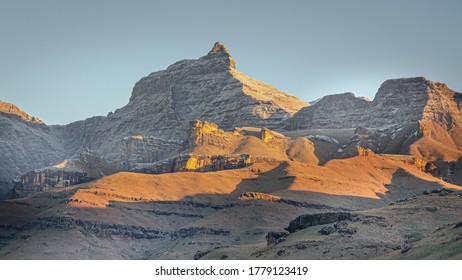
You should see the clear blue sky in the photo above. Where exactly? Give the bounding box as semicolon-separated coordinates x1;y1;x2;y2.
1;0;461;124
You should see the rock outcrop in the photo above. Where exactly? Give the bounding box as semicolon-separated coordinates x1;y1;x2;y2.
356;147;376;157
285;212;353;233
286;92;369;129
286;77;462;161
133;154;254;174
0;105;64;198
0;101;44;124
187;120;226;146
286;77;462;130
286;77;461;130
239;192;281;201
11;169;94;198
122;135;182;169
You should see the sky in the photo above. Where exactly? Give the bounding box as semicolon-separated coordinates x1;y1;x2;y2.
1;0;461;125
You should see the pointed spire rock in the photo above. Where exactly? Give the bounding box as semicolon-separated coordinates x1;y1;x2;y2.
208;42;229;55
206;42;236;69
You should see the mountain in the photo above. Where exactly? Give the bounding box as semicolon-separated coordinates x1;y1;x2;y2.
0;42;307;198
0;101;64;198
0;101;44;124
59;42;307;164
284;77;462;163
1;43;462;260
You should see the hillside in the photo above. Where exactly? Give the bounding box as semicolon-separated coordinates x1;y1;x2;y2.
1;150;460;259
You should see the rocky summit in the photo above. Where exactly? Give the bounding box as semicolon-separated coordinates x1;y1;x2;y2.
1;43;462;260
284;77;462;162
0;42;307;198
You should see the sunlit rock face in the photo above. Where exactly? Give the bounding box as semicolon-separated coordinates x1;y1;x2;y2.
0;101;44;124
58;42;307;164
132;154;254;174
0;43;307;196
285;77;462;161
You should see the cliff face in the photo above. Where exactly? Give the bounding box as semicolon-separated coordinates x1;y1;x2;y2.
133;154;254;174
286;77;462;161
55;42;307;166
10;169;94;198
0;108;64;198
422;81;462;144
285;92;369;129
287;77;462;131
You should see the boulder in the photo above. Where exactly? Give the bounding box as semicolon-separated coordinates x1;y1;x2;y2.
265;232;289;245
319;225;336;235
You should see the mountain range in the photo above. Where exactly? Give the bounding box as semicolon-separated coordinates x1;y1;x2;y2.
0;42;461;259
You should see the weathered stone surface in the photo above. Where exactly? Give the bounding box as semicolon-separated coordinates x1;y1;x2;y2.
187;120;226;147
286;137;319;164
285;77;462;160
286;92;370;130
122;135;182;169
13;169;94;197
287;77;462;131
133;154;253;174
0;101;44;124
0;108;64;198
259;127;274;143
356;147;376;157
285;212;353;233
239;192;281;201
319;225;336;235
265;231;289;245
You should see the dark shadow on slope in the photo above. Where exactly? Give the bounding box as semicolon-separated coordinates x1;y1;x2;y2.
376;168;449;204
231;162;293;195
0;163;456;259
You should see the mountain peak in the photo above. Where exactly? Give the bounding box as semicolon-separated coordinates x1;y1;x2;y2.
0;100;44;124
206;42;236;69
208;42;230;55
